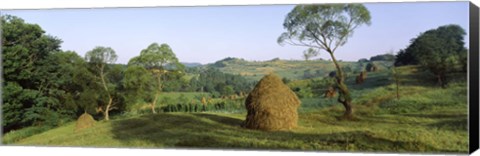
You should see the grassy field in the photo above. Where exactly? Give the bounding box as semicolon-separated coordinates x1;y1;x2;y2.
3;65;468;154
214;59;371;81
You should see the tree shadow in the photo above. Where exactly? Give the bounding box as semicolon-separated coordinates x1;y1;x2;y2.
109;113;462;153
400;113;467;119
191;113;244;127
399;113;468;131
427;118;467;131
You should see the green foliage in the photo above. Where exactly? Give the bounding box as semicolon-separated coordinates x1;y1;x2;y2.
370;54;395;61
402;24;467;87
128;43;184;71
4;64;468;153
1;15;84;131
188;68;253;97
278;4;371;52
123;65;154;106
394;49;417;66
358;58;369;63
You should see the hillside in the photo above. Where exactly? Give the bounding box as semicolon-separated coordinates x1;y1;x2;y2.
206;57;391;81
4;66;468;153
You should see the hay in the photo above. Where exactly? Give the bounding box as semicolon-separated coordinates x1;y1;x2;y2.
372;66;378;72
243;73;301;131
356;71;367;84
366;63;378;72
324;86;336;98
75;113;96;132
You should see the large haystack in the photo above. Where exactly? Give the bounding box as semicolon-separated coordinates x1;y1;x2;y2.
75;113;96;132
243;73;301;131
324;86;336;98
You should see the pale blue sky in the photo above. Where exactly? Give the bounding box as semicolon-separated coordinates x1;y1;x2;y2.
1;2;470;64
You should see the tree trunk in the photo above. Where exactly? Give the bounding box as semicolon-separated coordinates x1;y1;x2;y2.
394;67;400;100
104;96;112;121
150;74;162;114
99;65;113;121
151;93;158;114
328;51;354;119
437;74;446;88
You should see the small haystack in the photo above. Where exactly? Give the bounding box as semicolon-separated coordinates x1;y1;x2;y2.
372;65;378;72
356;71;367;84
366;62;378;72
75;112;96;132
243;73;301;131
324;86;336;98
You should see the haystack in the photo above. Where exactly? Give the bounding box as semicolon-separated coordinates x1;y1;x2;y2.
324;86;336;98
356;71;367;84
75;112;96;132
243;73;301;131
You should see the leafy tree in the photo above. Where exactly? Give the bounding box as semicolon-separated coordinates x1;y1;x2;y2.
85;46;118;120
188;68;253;96
128;43;184;113
278;4;371;118
406;24;467;87
123;65;154;109
394;49;417;66
2;15;74;131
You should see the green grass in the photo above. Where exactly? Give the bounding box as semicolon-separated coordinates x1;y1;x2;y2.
9;111;467;153
217;59;360;81
2;126;52;144
157;92;211;100
4;65;468;154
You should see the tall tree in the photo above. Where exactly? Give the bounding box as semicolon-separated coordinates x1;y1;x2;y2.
2;15;69;131
128;43;184;113
278;4;371;118
85;46;118;120
123;65;155;112
407;24;467;87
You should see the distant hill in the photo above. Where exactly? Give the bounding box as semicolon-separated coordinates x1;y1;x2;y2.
203;57;393;81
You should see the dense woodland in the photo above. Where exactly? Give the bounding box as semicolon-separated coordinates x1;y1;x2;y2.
1;3;470;152
1;15;255;132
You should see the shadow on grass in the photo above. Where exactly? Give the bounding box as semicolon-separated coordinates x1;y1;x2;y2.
191;113;244;127
399;113;468;131
110;113;460;153
400;113;467;119
427;118;468;131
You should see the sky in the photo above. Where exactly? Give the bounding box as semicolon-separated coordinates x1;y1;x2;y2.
0;1;470;64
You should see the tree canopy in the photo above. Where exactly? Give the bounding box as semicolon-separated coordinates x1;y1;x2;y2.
406;24;467;87
278;4;371;54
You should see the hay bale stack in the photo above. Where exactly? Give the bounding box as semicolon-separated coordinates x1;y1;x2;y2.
372;65;378;72
324;86;336;98
366;62;378;72
243;73;301;131
75;113;96;132
356;71;367;84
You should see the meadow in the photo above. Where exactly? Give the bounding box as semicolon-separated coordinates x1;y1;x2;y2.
3;65;468;154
